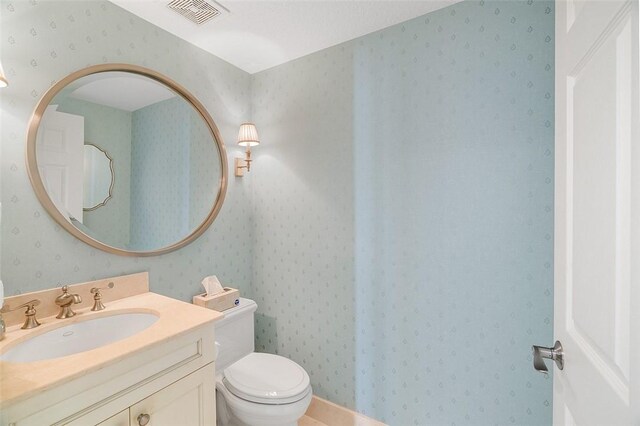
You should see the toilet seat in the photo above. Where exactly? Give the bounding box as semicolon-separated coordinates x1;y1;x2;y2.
223;353;310;404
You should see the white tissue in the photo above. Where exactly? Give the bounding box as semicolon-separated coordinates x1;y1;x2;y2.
201;275;224;296
0;279;4;309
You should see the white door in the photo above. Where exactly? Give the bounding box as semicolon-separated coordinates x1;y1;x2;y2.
553;0;639;424
36;105;84;222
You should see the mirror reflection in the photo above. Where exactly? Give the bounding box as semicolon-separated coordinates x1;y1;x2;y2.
83;143;114;211
34;70;224;252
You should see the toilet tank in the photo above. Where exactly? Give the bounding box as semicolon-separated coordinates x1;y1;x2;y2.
214;297;257;371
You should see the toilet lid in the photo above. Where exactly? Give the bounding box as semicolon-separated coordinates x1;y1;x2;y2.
223;353;311;404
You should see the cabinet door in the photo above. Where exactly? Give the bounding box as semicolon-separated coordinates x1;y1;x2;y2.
96;409;130;426
129;364;215;426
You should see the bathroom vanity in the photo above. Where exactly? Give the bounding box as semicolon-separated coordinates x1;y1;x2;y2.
0;273;222;426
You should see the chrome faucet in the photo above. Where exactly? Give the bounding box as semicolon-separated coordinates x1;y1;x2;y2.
55;286;82;318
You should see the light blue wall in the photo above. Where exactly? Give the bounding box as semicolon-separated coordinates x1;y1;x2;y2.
129;96;221;251
0;0;253;300
1;0;554;424
130;97;190;250
251;1;554;424
189;105;220;229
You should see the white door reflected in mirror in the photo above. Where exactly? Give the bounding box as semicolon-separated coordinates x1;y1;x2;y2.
36;105;84;223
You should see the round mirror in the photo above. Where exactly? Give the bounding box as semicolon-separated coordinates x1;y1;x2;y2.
83;143;114;211
26;64;228;256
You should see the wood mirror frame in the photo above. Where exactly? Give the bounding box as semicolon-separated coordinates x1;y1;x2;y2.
26;63;228;256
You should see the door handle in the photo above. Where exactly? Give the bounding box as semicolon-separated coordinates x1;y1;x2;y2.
532;340;564;373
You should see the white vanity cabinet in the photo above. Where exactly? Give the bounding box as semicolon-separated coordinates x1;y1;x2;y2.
1;323;216;426
85;364;215;426
129;363;215;426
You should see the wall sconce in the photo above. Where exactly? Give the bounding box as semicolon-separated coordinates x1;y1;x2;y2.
0;61;8;88
235;122;259;177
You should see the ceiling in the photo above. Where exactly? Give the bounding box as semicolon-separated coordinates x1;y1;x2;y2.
67;73;176;111
109;0;460;74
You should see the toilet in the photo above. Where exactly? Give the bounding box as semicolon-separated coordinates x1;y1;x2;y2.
214;298;312;426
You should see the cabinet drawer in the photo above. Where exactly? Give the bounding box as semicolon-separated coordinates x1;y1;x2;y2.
96;410;129;426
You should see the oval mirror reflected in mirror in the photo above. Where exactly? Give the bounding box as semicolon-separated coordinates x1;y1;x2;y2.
27;64;228;256
83;143;114;212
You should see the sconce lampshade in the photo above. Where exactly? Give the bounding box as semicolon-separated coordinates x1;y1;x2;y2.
237;123;259;147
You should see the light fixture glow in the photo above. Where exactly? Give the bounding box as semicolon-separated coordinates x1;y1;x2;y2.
235;123;260;176
0;60;8;88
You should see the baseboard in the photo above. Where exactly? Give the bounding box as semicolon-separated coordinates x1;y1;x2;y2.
305;396;387;426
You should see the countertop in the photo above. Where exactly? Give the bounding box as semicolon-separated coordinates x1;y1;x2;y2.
0;292;222;407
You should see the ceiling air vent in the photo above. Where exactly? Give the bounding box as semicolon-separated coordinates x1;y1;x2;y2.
167;0;224;25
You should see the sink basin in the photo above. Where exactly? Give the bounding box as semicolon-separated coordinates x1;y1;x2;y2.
0;312;159;363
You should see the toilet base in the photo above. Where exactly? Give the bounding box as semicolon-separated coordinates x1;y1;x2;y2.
216;377;312;426
218;409;297;426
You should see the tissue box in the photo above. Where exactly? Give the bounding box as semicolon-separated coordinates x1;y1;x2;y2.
193;287;240;312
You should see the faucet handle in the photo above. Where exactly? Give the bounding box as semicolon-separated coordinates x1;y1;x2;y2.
1;299;42;329
90;282;114;311
56;285;81;301
1;299;41;313
90;282;114;294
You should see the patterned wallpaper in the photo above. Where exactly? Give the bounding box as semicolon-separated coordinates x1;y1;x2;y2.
0;0;254;300
131;97;186;250
130;96;220;251
188;103;220;229
1;0;554;424
56;97;132;248
251;1;554;424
